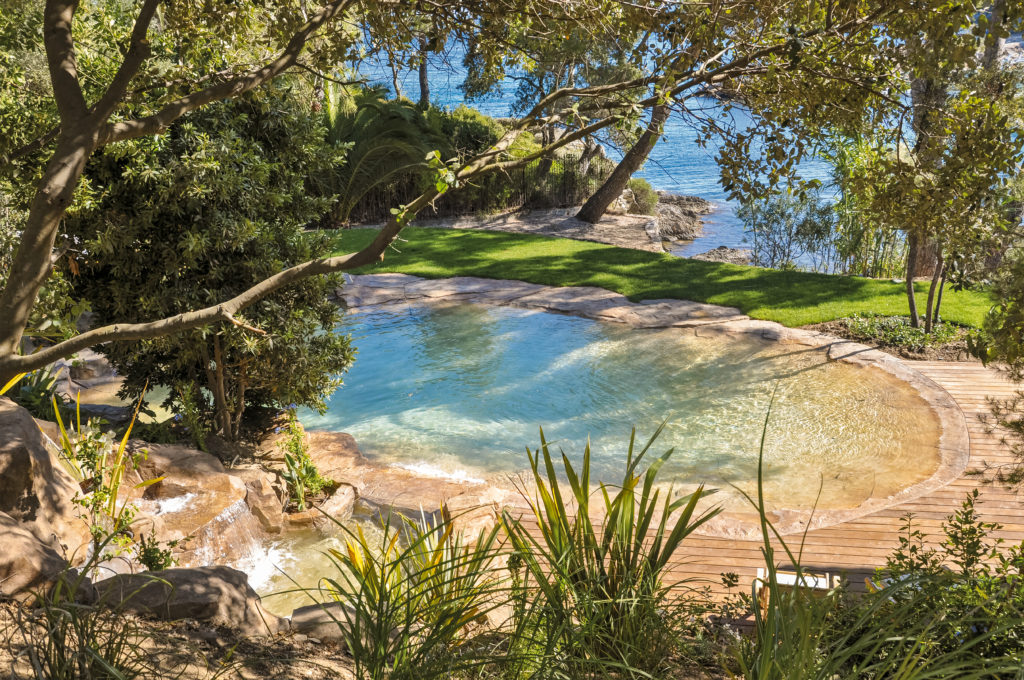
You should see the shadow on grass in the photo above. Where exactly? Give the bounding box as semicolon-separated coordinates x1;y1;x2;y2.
331;228;992;327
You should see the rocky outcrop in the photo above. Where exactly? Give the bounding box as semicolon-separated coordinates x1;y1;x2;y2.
0;511;69;601
655;193;714;241
91;566;287;636
129;445;264;568
230;467;286;535
691;246;753;265
0;398;91;560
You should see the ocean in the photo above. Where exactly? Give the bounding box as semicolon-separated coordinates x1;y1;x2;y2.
356;47;834;257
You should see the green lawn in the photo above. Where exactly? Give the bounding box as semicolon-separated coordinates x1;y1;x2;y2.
331;227;994;328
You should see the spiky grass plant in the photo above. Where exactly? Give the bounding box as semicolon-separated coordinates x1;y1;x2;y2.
319;505;505;680
501;426;721;679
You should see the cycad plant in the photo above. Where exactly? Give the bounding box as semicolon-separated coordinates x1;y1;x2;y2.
502;426;721;679
323;84;444;224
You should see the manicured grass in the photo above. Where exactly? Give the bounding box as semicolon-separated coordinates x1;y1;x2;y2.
330;227;994;328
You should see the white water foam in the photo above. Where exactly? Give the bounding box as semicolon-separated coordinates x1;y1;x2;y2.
390;461;486;485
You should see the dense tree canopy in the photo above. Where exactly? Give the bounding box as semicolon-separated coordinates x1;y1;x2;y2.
2;0;1020;385
65;83;353;440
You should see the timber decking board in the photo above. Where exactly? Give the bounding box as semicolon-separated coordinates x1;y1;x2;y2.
512;362;1024;600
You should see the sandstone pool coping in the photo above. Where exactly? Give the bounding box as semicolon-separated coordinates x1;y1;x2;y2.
335;273;970;538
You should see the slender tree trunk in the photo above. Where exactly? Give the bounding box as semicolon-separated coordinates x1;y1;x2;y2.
906;231;921;328
576;103;670;224
983;0;1008;67
211;334;233;440
933;267;948;325
417;39;430;108
924;249;944;334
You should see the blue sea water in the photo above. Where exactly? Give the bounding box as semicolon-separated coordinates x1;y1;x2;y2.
356;46;834;256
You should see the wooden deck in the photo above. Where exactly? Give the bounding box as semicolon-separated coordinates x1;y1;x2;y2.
659;361;1024;599
514;361;1024;599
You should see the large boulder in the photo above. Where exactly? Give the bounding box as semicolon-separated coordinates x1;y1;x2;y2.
0;511;69;601
655;193;714;240
128;444;263;567
0;398;91;560
92;566;287;636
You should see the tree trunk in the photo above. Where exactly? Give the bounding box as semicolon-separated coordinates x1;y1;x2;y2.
211;335;233;440
576;103;670;224
933;267;948;325
983;0;1008;67
417;39;430;108
924;249;944;334
906;231;921;328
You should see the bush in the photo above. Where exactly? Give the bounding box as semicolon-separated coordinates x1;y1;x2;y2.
627;177;659;215
845;313;961;351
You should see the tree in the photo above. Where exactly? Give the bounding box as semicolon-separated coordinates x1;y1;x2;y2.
64;83;354;441
0;0;1005;386
719;1;1022;329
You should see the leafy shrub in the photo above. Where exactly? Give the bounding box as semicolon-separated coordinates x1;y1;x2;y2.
279;411;328;511
627;177;658;215
738;191;839;272
10;365;63;420
845;313;961;351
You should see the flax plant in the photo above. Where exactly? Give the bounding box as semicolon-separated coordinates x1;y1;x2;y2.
501;426;720;679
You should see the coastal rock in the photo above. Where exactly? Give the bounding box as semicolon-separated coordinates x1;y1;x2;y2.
0;398;91;561
691;246;753;266
92;566;287;636
607;188;634;215
314;484;356;530
0;511;69;601
656;192;713;213
654;194;714;240
656;203;705;240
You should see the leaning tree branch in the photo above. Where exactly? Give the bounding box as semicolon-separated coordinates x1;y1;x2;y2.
89;0;162;122
0;100;629;378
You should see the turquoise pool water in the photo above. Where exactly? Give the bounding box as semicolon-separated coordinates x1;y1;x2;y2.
299;302;940;513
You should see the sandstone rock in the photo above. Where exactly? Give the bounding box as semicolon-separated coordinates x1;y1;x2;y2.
306;432;364;483
0;511;69;601
230;467;284;535
0;398;91;560
129;445;262;567
92;566;287;636
313;485;357;531
291;601;352;642
691;246;753;266
607;188;633;215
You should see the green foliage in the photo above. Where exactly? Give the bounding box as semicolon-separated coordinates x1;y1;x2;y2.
9;365;63;420
135;532;178;572
324;85;445;224
51;396;149;559
501;427;719;678
626;177;658;215
64;82;356;442
738;191;837;272
845;314;962;352
322;508;502;680
431;105;505;160
331;228;994;328
280;411;328;511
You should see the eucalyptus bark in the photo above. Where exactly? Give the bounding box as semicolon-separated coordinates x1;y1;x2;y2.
577;103;669;224
418;39;430;108
906;231;922;328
